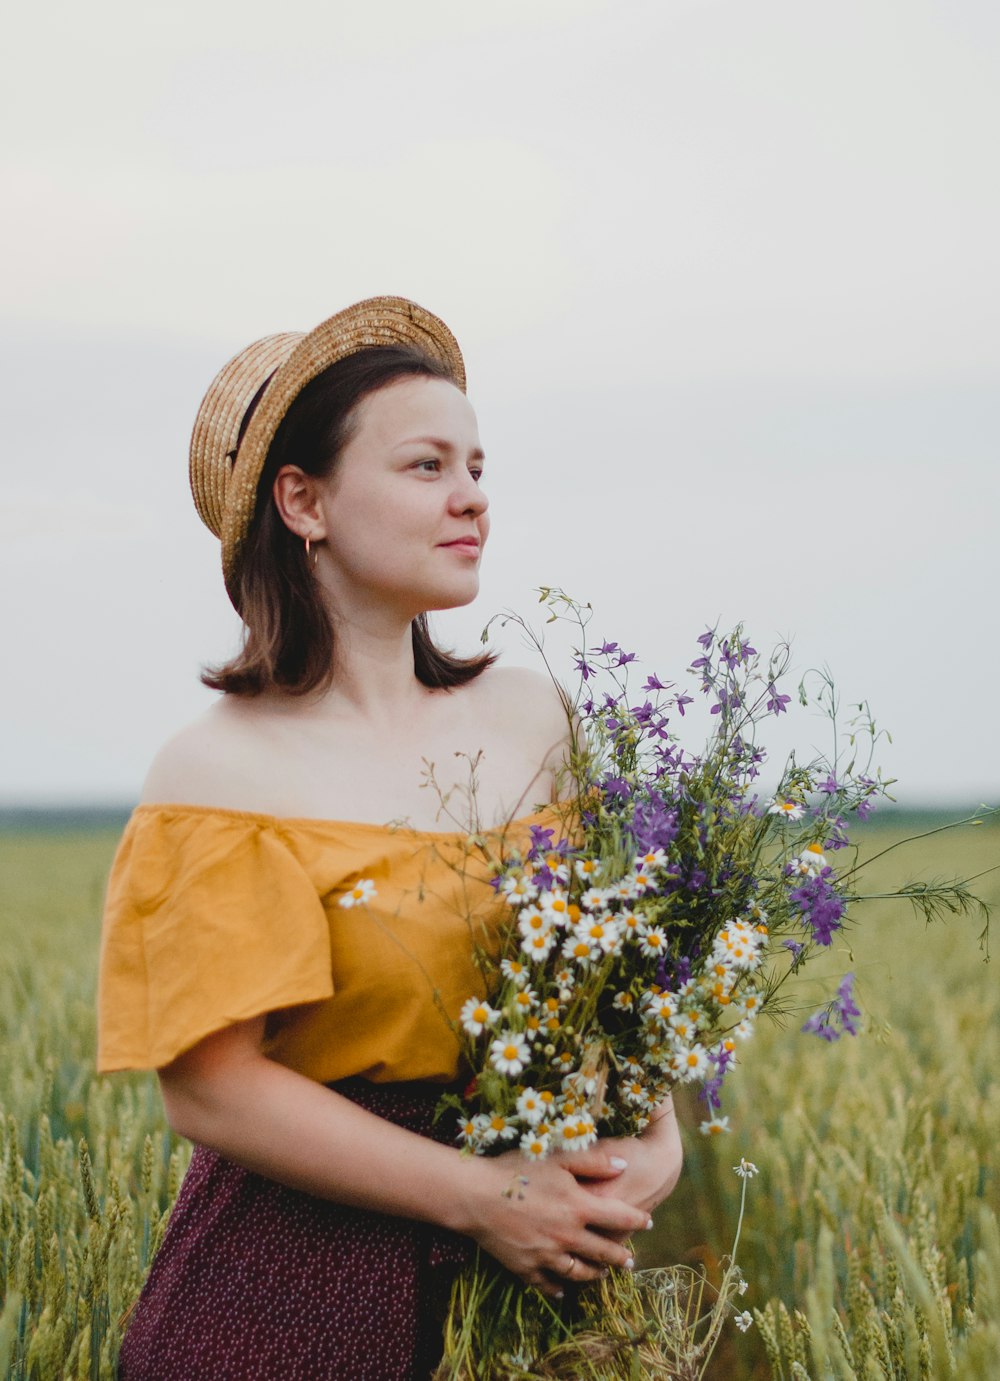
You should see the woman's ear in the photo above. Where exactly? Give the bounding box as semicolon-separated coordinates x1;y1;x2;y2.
271;465;328;541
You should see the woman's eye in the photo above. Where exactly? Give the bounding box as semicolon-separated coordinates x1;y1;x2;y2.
416;458;441;473
469;468;484;483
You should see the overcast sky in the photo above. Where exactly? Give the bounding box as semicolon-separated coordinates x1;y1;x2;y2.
2;0;997;806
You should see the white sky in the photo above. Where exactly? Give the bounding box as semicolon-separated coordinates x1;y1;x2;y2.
2;0;997;806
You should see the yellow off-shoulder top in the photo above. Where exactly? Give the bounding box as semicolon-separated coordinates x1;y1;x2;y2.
97;802;562;1084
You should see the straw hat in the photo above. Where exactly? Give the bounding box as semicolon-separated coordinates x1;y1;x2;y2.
188;295;466;610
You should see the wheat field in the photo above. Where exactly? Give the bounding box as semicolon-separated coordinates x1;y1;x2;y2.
0;815;996;1378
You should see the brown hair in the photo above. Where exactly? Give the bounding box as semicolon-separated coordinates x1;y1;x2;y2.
202;346;496;696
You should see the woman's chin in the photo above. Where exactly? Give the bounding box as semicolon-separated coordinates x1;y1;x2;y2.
420;578;481;615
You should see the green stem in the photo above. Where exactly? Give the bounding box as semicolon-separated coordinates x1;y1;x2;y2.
839;811;999;884
730;1172;750;1264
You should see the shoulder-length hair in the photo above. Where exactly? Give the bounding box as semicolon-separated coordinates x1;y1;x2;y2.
202;346;495;697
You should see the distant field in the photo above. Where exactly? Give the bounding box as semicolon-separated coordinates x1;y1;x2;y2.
0;815;997;1378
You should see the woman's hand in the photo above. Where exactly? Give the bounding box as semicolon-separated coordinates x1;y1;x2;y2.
451;1145;653;1299
576;1097;684;1220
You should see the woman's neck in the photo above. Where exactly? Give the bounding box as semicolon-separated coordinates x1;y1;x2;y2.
295;612;434;726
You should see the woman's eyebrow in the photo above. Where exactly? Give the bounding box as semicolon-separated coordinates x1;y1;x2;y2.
395;435;486;461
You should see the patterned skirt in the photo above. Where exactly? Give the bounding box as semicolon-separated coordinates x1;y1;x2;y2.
118;1078;472;1381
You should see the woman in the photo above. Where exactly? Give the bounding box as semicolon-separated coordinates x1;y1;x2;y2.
97;297;683;1379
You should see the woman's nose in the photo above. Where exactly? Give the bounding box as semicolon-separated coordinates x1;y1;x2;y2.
451;471;489;516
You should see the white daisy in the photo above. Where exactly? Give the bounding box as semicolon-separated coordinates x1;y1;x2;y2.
516;1087;547;1125
540;854;571;885
675;1044;710;1082
646;996;677;1028
519;1130;550;1160
539;889;573;925
517;907;553;939
575;856;603;883
668;1012;702;1043
456;1116;482;1148
500;958;530;986
551;1114;597;1152
489;1031;531;1077
580;886;610;912
630;867;654;894
733;1158;759;1179
735;991;763;1020
485;1112;519;1143
339;878;377;908
500;873;538;904
787;842;827;877
561;933;596;967
579;915;621;954
521;930;556;962
619;910;643;941
635;848;667;871
459;997;500;1036
622;1079;651;1107
639;926;668;958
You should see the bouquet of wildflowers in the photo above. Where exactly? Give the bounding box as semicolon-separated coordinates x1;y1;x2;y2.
434;590;993;1381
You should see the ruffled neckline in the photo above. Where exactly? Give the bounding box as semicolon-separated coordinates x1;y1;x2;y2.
132;799;564;841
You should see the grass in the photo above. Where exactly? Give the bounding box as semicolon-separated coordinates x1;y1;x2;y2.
0;816;996;1378
644;818;1000;1378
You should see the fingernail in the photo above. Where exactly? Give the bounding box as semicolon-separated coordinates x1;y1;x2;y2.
554;1290;564;1300
624;1256;635;1270
645;1217;655;1230
609;1156;628;1170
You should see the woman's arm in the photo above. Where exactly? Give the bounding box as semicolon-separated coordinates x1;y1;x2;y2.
158;1017;654;1298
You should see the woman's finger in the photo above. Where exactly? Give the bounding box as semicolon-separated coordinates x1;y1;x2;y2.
552;1147;629;1181
571;1189;651;1239
573;1229;637;1272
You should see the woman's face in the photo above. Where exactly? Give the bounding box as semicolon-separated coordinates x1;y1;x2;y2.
312;375;490;621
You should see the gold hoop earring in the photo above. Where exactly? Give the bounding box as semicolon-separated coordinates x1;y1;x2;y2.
305;535;318;567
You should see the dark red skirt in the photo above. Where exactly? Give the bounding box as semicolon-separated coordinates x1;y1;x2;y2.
119;1078;472;1381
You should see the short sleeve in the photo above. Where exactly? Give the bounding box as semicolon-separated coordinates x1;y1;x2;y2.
97;808;334;1072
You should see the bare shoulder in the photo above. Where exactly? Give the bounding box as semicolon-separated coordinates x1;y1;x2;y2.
139;697;265;808
461;666;575;790
469;664;570;737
